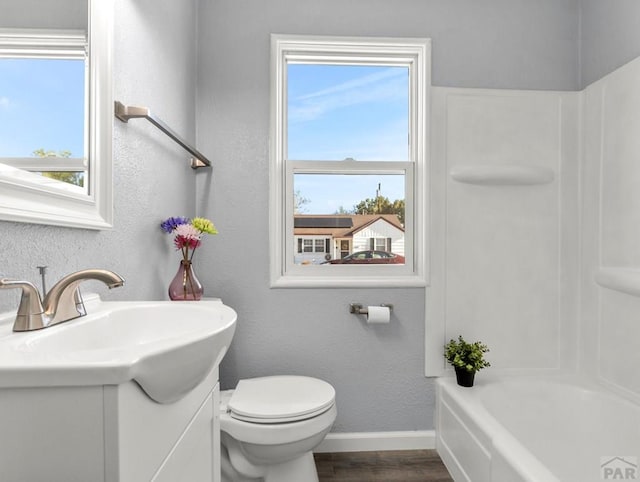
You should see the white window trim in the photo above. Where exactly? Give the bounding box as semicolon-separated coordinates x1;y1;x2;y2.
269;34;430;288
0;0;113;230
0;28;87;59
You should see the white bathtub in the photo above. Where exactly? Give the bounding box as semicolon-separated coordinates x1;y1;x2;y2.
436;374;640;482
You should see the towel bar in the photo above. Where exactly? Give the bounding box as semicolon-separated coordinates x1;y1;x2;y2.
114;101;211;169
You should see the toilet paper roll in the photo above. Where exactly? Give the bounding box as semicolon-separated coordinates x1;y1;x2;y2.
366;306;390;324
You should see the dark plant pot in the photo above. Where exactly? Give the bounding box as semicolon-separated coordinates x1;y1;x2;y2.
455;367;476;387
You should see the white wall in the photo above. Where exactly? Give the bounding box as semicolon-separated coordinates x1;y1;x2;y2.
429;54;640;399
428;23;640;403
428;87;580;374
580;56;640;402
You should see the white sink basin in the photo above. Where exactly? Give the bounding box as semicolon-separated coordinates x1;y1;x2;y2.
0;295;237;403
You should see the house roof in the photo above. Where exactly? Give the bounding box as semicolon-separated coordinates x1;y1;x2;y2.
294;214;404;237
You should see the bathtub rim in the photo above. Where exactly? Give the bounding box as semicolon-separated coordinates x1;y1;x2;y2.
436;371;640;482
436;374;561;482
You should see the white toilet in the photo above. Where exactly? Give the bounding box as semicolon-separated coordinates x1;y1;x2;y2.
220;375;337;482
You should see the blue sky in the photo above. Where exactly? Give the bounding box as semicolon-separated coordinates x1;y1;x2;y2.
0;59;406;211
0;58;85;158
288;64;408;214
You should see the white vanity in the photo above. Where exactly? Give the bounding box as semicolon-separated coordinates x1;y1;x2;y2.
0;296;236;482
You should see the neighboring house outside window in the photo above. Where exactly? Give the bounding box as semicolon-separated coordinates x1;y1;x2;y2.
293;214;405;265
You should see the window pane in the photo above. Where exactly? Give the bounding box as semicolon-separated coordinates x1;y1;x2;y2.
0;58;86;187
287;64;409;161
294;173;405;217
293;173;405;265
40;171;85;188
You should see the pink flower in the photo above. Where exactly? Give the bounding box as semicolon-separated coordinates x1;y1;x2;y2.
174;224;201;241
161;215;216;263
175;236;201;250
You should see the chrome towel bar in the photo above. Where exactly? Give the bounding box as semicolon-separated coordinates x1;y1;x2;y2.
114;101;211;169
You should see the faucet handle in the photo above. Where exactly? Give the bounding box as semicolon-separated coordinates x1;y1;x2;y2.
0;279;47;331
1;279;42;308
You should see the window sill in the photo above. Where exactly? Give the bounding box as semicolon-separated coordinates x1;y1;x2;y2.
270;273;427;289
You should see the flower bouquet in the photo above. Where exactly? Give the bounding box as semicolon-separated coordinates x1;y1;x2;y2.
161;216;217;300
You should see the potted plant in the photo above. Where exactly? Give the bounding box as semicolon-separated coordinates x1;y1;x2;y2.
444;335;490;387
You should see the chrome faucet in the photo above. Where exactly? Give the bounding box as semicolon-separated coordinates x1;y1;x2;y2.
0;269;124;331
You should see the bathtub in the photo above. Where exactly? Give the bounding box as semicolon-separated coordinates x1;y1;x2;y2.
436;374;640;482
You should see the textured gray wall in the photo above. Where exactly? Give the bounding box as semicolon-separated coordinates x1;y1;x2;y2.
0;0;199;310
0;0;86;29
195;0;580;433
580;0;640;87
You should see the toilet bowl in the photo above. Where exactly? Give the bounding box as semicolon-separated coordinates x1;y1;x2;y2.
220;375;337;482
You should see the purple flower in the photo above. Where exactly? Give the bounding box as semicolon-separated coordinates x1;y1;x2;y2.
160;216;190;233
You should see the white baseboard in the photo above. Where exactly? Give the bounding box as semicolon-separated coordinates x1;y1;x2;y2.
315;430;436;453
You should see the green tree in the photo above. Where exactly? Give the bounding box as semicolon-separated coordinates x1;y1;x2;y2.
33;149;84;187
353;196;405;225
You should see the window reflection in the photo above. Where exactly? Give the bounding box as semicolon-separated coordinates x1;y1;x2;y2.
0;47;87;189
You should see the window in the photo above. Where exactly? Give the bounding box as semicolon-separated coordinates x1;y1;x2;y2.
372;238;390;252
0;29;88;193
270;35;430;287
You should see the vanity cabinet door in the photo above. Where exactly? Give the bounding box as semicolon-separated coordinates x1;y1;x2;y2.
152;385;217;482
106;368;219;482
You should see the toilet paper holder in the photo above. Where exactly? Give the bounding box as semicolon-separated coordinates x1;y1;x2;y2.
349;303;393;315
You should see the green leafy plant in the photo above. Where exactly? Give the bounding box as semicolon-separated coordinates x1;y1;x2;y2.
444;335;491;373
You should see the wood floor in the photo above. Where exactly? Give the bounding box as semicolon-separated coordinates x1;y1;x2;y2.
314;449;454;482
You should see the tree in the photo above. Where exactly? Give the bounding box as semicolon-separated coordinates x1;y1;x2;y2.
333;206;354;215
33;149;84;187
294;190;310;213
353;196;405;224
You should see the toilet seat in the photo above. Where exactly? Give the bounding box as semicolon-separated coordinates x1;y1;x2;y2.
227;375;335;423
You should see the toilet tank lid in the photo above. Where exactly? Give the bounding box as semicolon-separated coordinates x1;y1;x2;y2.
228;375;335;422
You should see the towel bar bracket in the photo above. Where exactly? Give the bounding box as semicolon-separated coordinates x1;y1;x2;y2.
114;101;211;169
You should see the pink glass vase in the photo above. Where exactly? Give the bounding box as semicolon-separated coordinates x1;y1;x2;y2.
168;259;203;301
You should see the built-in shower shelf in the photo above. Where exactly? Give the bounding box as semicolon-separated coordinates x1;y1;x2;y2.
449;165;555;185
595;268;640;297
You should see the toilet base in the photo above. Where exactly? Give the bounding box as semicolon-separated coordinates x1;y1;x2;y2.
262;452;319;482
221;449;319;482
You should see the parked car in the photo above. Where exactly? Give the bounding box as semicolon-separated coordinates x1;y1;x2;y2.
324;250;405;264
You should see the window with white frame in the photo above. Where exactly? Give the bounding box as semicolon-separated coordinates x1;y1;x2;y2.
372;237;390;252
296;237;329;254
270;35;430;287
0;29;88;192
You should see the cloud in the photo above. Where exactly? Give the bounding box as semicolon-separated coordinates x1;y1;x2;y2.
0;97;10;109
296;68;405;101
288;67;407;124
